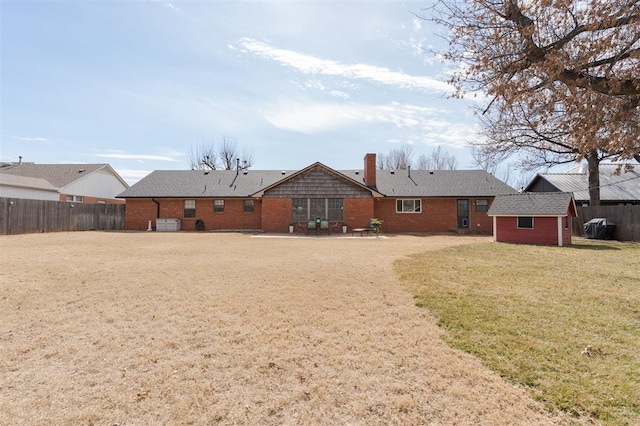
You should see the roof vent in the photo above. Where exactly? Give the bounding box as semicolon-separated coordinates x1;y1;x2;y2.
429;171;434;175
281;171;286;175
355;171;360;175
390;170;395;174
78;168;86;173
204;171;209;175
243;170;248;175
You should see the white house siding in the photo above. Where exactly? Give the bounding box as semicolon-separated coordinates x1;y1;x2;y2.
63;170;128;200
0;186;59;201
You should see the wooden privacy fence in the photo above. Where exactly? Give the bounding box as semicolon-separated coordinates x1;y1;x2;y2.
573;205;640;242
0;197;125;235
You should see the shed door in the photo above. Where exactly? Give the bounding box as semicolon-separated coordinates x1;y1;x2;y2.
457;199;469;228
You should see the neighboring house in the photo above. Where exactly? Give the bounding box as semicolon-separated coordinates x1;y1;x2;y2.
0;163;128;204
487;192;577;246
0;173;59;201
118;153;515;233
525;163;640;205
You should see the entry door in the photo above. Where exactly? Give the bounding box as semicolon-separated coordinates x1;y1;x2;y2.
457;199;469;228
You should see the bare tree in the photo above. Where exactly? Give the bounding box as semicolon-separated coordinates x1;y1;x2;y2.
415;146;458;170
188;136;255;171
381;145;413;170
423;0;640;205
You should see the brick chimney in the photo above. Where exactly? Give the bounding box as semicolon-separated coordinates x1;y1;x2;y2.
364;153;376;188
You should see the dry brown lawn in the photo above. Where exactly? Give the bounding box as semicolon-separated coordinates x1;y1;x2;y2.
1;232;573;425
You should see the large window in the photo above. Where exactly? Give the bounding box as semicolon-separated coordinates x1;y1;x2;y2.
213;199;225;213
517;216;534;229
67;195;84;203
396;199;421;213
243;199;255;213
291;198;343;221
184;199;196;218
292;198;308;222
475;199;489;212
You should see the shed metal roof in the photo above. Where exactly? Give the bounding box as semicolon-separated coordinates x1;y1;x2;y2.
488;192;575;216
526;164;640;202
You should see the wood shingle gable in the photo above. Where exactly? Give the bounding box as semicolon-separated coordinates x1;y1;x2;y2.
256;163;382;198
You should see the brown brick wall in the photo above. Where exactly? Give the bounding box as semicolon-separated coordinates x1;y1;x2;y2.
495;216;569;246
373;198;494;234
124;198;263;231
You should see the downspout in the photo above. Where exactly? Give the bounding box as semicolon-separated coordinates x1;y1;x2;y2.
152;197;160;218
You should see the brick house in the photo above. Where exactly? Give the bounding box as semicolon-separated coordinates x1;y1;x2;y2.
118;153;515;233
487;192;577;246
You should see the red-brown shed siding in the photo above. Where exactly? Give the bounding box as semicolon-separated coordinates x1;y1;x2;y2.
494;216;571;246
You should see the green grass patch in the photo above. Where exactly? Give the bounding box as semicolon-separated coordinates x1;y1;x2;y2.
396;239;640;425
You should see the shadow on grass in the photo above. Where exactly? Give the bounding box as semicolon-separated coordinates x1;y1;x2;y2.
569;241;621;251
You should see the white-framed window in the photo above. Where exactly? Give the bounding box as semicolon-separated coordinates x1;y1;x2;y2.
517;216;533;229
396;199;421;213
243;199;255;213
67;195;84;203
213;199;225;213
184;199;196;218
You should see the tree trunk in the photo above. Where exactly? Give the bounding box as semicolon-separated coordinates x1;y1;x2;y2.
586;151;600;207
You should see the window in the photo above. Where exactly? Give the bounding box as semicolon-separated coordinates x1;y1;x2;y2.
291;198;343;221
564;216;569;229
213;199;225;213
243;199;255;213
327;198;343;221
292;198;308;222
517;216;533;229
396;199;421;213
309;198;325;219
67;195;84;203
476;199;489;212
184;199;196;218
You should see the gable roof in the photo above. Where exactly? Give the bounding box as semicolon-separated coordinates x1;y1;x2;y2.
525;164;640;202
488;192;576;216
0;173;59;192
119;166;515;199
118;169;293;198
254;162;382;197
365;169;515;197
0;163;129;189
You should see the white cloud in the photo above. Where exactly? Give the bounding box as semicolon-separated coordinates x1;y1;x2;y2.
10;136;51;142
115;168;153;185
95;153;182;162
261;100;445;134
236;38;454;94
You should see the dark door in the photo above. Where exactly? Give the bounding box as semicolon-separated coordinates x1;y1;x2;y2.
457;199;469;228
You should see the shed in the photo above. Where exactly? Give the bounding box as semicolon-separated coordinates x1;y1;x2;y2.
487;192;577;246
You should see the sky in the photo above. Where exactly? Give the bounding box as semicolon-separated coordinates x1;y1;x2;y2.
2;0;504;185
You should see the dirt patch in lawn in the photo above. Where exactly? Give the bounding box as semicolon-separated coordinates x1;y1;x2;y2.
1;232;572;425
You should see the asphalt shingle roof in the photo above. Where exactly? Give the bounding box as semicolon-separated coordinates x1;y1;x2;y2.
488;192;574;216
0;163;110;188
119;167;516;198
0;173;59;191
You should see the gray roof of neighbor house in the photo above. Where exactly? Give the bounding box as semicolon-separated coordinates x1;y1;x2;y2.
0;173;59;192
525;164;640;202
0;163;128;188
488;192;575;216
119;166;516;198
